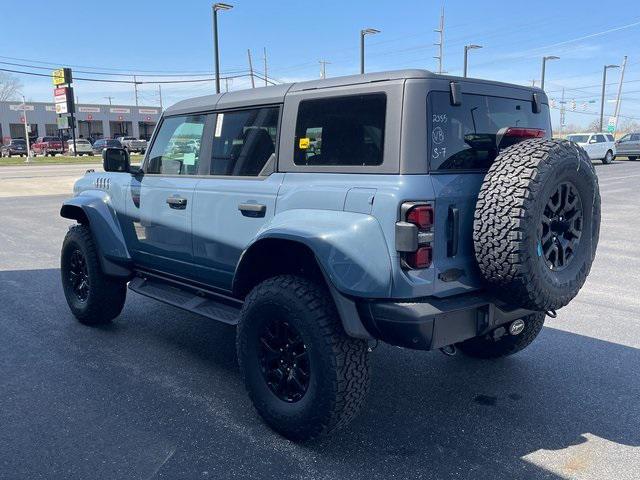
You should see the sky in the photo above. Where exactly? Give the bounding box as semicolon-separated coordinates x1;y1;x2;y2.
2;0;640;130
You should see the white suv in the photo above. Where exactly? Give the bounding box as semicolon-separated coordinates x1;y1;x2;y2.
566;132;616;164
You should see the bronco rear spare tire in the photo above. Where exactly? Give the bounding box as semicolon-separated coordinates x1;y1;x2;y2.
474;139;600;311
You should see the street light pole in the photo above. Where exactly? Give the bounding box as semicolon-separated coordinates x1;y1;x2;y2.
360;28;380;74
212;3;233;94
21;94;31;164
463;44;482;78
540;55;559;90
600;64;620;132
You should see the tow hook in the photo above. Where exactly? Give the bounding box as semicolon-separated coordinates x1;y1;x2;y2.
440;344;457;356
509;319;526;336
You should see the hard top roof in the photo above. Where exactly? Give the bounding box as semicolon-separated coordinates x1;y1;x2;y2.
165;68;543;115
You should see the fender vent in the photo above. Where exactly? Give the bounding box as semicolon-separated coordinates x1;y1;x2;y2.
94;177;111;190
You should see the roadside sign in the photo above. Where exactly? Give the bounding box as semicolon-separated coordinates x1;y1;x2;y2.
87;114;93;121
54;87;74;115
57;116;70;130
607;116;617;133
52;68;72;86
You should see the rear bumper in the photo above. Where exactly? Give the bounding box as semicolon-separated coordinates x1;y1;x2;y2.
357;292;534;350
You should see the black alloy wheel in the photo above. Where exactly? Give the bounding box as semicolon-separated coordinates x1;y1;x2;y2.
68;249;90;302
539;181;583;271
258;317;310;403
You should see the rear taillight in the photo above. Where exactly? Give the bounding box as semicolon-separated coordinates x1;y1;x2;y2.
504;127;546;138
406;205;434;229
406;246;432;269
396;202;434;270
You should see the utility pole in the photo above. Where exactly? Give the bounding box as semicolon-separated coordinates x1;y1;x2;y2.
540;55;559;91
225;77;229;92
104;96;114;106
433;6;444;74
212;3;234;94
247;49;255;88
463;44;482;78
600;64;620;132
531;79;537;87
158;85;163;109
360;28;380;74
133;75;139;107
559;88;566;135
263;47;268;87
613;55;627;134
319;59;330;78
21;95;31;164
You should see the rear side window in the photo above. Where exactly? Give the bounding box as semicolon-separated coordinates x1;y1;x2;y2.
428;92;550;171
294;94;386;166
146;115;206;175
595;134;606;143
211;107;279;176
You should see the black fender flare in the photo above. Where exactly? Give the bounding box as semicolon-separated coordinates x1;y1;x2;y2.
60;192;132;278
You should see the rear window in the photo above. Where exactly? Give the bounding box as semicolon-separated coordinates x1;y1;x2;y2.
43;137;57;142
428;92;551;171
567;135;590;143
12;139;26;145
106;140;122;147
294;93;386;166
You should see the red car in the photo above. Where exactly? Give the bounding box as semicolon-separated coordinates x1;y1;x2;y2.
31;136;64;156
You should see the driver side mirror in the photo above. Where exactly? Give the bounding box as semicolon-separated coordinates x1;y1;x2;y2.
103;147;130;172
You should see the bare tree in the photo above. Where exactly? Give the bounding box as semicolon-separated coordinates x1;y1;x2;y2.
587;119;600;132
0;72;23;102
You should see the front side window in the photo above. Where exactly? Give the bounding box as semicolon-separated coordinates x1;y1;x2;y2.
294;94;386;167
211;107;279;176
428;92;551;171
595;134;606;143
146;115;206;175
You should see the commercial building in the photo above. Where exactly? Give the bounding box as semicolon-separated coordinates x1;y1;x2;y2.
0;100;160;144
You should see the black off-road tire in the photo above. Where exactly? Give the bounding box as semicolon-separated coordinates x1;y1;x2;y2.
457;312;546;359
237;275;370;442
61;224;127;325
474;139;600;311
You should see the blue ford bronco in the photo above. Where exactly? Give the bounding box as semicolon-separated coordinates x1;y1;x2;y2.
60;70;600;441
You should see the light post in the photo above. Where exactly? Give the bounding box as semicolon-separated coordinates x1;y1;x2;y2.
463;44;482;78
540;55;559;90
212;3;233;94
600;64;620;132
360;28;380;74
19;94;32;164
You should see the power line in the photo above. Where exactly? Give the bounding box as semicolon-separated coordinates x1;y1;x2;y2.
0;67;253;84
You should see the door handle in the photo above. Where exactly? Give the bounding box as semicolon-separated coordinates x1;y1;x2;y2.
166;196;188;210
238;203;266;218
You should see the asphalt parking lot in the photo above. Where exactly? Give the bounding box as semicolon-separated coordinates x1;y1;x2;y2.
1;161;639;480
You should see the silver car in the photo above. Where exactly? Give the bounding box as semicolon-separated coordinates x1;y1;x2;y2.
615;132;640;161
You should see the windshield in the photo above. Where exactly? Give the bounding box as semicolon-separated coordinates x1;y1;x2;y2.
12;140;26;145
428;92;551;171
567;135;590;143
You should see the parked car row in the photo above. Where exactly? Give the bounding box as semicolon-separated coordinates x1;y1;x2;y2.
0;135;149;157
564;131;640;164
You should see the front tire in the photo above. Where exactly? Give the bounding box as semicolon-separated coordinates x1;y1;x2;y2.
237;275;370;442
457;312;546;359
61;225;127;325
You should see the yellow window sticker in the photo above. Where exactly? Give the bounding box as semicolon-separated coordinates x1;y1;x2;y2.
299;137;310;149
